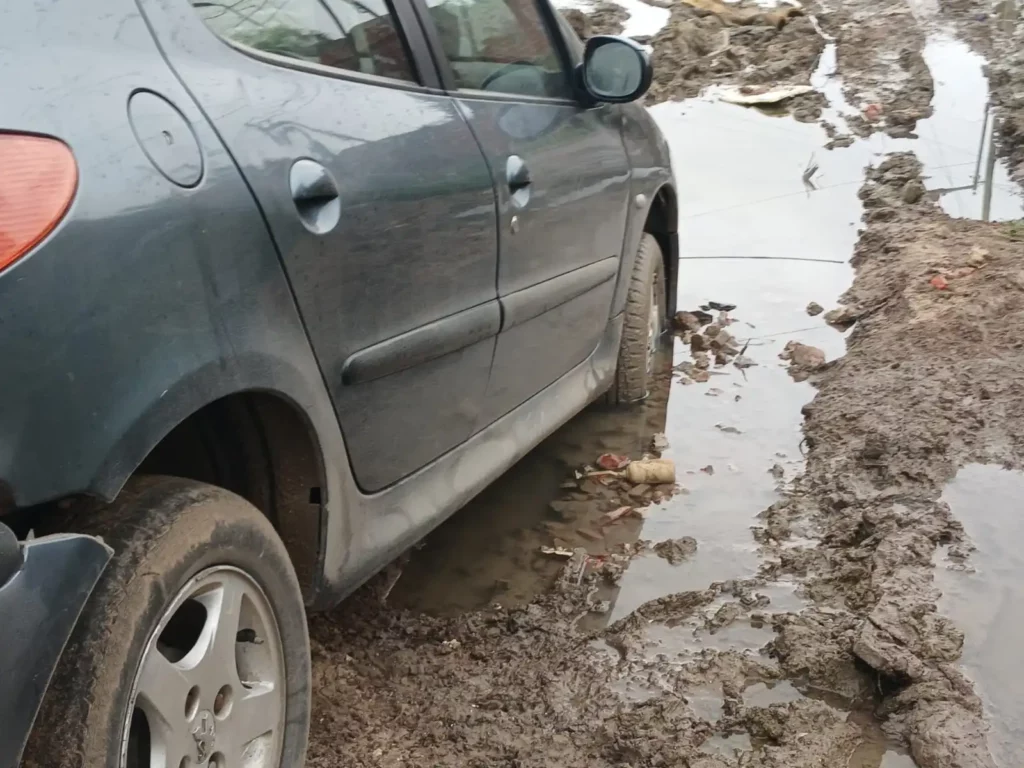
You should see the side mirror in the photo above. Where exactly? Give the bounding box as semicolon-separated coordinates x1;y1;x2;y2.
577;35;653;104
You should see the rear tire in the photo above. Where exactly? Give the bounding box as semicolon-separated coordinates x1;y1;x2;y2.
605;233;666;405
22;476;311;768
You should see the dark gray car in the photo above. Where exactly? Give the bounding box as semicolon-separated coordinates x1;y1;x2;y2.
0;0;676;765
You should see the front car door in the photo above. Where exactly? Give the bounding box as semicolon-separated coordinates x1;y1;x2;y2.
139;0;501;491
412;0;634;425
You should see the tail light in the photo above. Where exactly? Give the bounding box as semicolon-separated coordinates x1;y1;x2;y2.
0;134;78;273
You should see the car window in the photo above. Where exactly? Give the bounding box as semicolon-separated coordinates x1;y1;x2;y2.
191;0;417;83
424;0;572;99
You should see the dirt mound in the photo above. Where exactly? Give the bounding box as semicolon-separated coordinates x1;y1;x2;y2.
760;153;1024;767
645;0;826;120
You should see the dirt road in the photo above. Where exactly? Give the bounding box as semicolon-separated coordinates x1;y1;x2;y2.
306;1;1024;766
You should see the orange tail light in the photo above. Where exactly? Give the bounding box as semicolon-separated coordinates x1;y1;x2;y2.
0;134;78;273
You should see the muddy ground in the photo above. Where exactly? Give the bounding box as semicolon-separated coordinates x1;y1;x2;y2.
305;1;1024;767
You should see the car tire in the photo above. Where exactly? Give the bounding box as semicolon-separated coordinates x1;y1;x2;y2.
22;476;311;768
605;233;666;405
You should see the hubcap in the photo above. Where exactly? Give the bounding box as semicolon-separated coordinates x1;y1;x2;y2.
647;282;663;376
122;566;285;768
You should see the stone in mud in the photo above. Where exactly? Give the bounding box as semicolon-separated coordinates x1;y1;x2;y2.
707;601;743;631
652;432;670;452
653;536;698;565
902;179;926;203
824;305;859;327
806;301;824;316
674;311;705;332
691;333;709;352
694;351;711;369
705;324;721;338
693;369;711;382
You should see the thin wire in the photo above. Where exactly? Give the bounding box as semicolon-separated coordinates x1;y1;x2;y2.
678;255;846;264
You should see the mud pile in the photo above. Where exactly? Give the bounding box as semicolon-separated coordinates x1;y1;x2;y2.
645;0;827;121
761;153;1024;767
562;1;628;38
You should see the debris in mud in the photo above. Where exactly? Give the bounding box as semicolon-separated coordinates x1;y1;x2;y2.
600;505;637;525
539;545;575;557
806;301;825;316
717;83;815;106
654;536;699;564
560;1;626;38
624;458;676;485
824;305;859;328
929;274;950;290
652;432;670;452
597;453;631;470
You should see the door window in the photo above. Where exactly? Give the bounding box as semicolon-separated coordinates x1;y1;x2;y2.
425;0;572;99
192;0;417;83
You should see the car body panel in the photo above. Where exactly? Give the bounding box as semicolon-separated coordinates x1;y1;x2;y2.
137;0;503;492
0;526;112;768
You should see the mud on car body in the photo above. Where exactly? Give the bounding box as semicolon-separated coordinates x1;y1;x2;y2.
0;0;676;765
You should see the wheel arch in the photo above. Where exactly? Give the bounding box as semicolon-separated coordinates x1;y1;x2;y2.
644;183;679;320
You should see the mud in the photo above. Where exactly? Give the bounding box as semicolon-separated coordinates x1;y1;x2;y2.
645;0;827;120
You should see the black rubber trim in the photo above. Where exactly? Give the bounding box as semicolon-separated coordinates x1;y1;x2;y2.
342;301;501;385
0;521;20;587
501;257;618;330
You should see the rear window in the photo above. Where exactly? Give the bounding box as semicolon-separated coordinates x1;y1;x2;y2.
192;0;418;83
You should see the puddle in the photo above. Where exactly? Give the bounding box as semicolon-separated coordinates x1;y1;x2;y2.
934;464;1024;767
701;732;753;758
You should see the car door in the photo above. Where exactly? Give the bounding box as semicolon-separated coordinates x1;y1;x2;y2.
412;0;633;425
139;0;501;491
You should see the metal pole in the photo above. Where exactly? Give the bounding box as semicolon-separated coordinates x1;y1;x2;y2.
974;102;990;188
981;113;999;221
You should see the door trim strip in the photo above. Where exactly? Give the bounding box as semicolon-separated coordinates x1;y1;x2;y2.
341;301;501;386
500;257;618;331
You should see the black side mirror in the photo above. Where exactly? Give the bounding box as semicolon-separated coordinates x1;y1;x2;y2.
576;35;653;104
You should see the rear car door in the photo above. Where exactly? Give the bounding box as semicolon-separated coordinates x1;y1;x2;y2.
413;0;633;425
139;0;501;491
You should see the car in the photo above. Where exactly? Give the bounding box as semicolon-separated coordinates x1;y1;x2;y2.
0;0;677;765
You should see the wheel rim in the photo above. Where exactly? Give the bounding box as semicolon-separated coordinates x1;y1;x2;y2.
646;280;662;376
121;566;286;768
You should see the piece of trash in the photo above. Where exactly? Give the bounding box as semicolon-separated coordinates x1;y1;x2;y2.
864;103;882;122
540;546;574;557
716;424;742;434
929;275;949;290
652;433;670;452
700;464;715;475
734;394;742;402
968;246;988;268
802;154;819;190
733;355;757;369
624;458;676;485
806;301;824;316
597;453;631;470
559;548;589;586
601;505;636;524
717;84;814;106
589;600;611;614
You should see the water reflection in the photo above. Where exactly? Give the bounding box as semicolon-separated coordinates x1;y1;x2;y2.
935;464;1024;767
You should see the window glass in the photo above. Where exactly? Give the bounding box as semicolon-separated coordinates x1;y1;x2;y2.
425;0;572;99
192;0;417;83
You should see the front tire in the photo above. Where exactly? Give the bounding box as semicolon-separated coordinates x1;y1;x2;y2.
23;476;311;768
605;233;666;405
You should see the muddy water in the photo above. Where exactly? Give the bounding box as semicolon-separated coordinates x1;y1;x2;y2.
935;465;1024;767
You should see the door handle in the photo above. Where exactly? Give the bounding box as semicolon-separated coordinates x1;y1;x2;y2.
289;159;341;234
506;155;531;191
506;155;531;209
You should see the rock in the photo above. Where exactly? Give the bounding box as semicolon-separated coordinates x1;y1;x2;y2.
694;351;711;369
967;246;988;268
673;311;703;332
714;351;728;366
782;341;826;369
704;324;721;338
652;433;670;452
824;305;859;327
692;369;710;382
770;463;785;478
704;301;737;312
806;301;824;316
690;334;708;352
653;536;698;565
902;180;926;203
